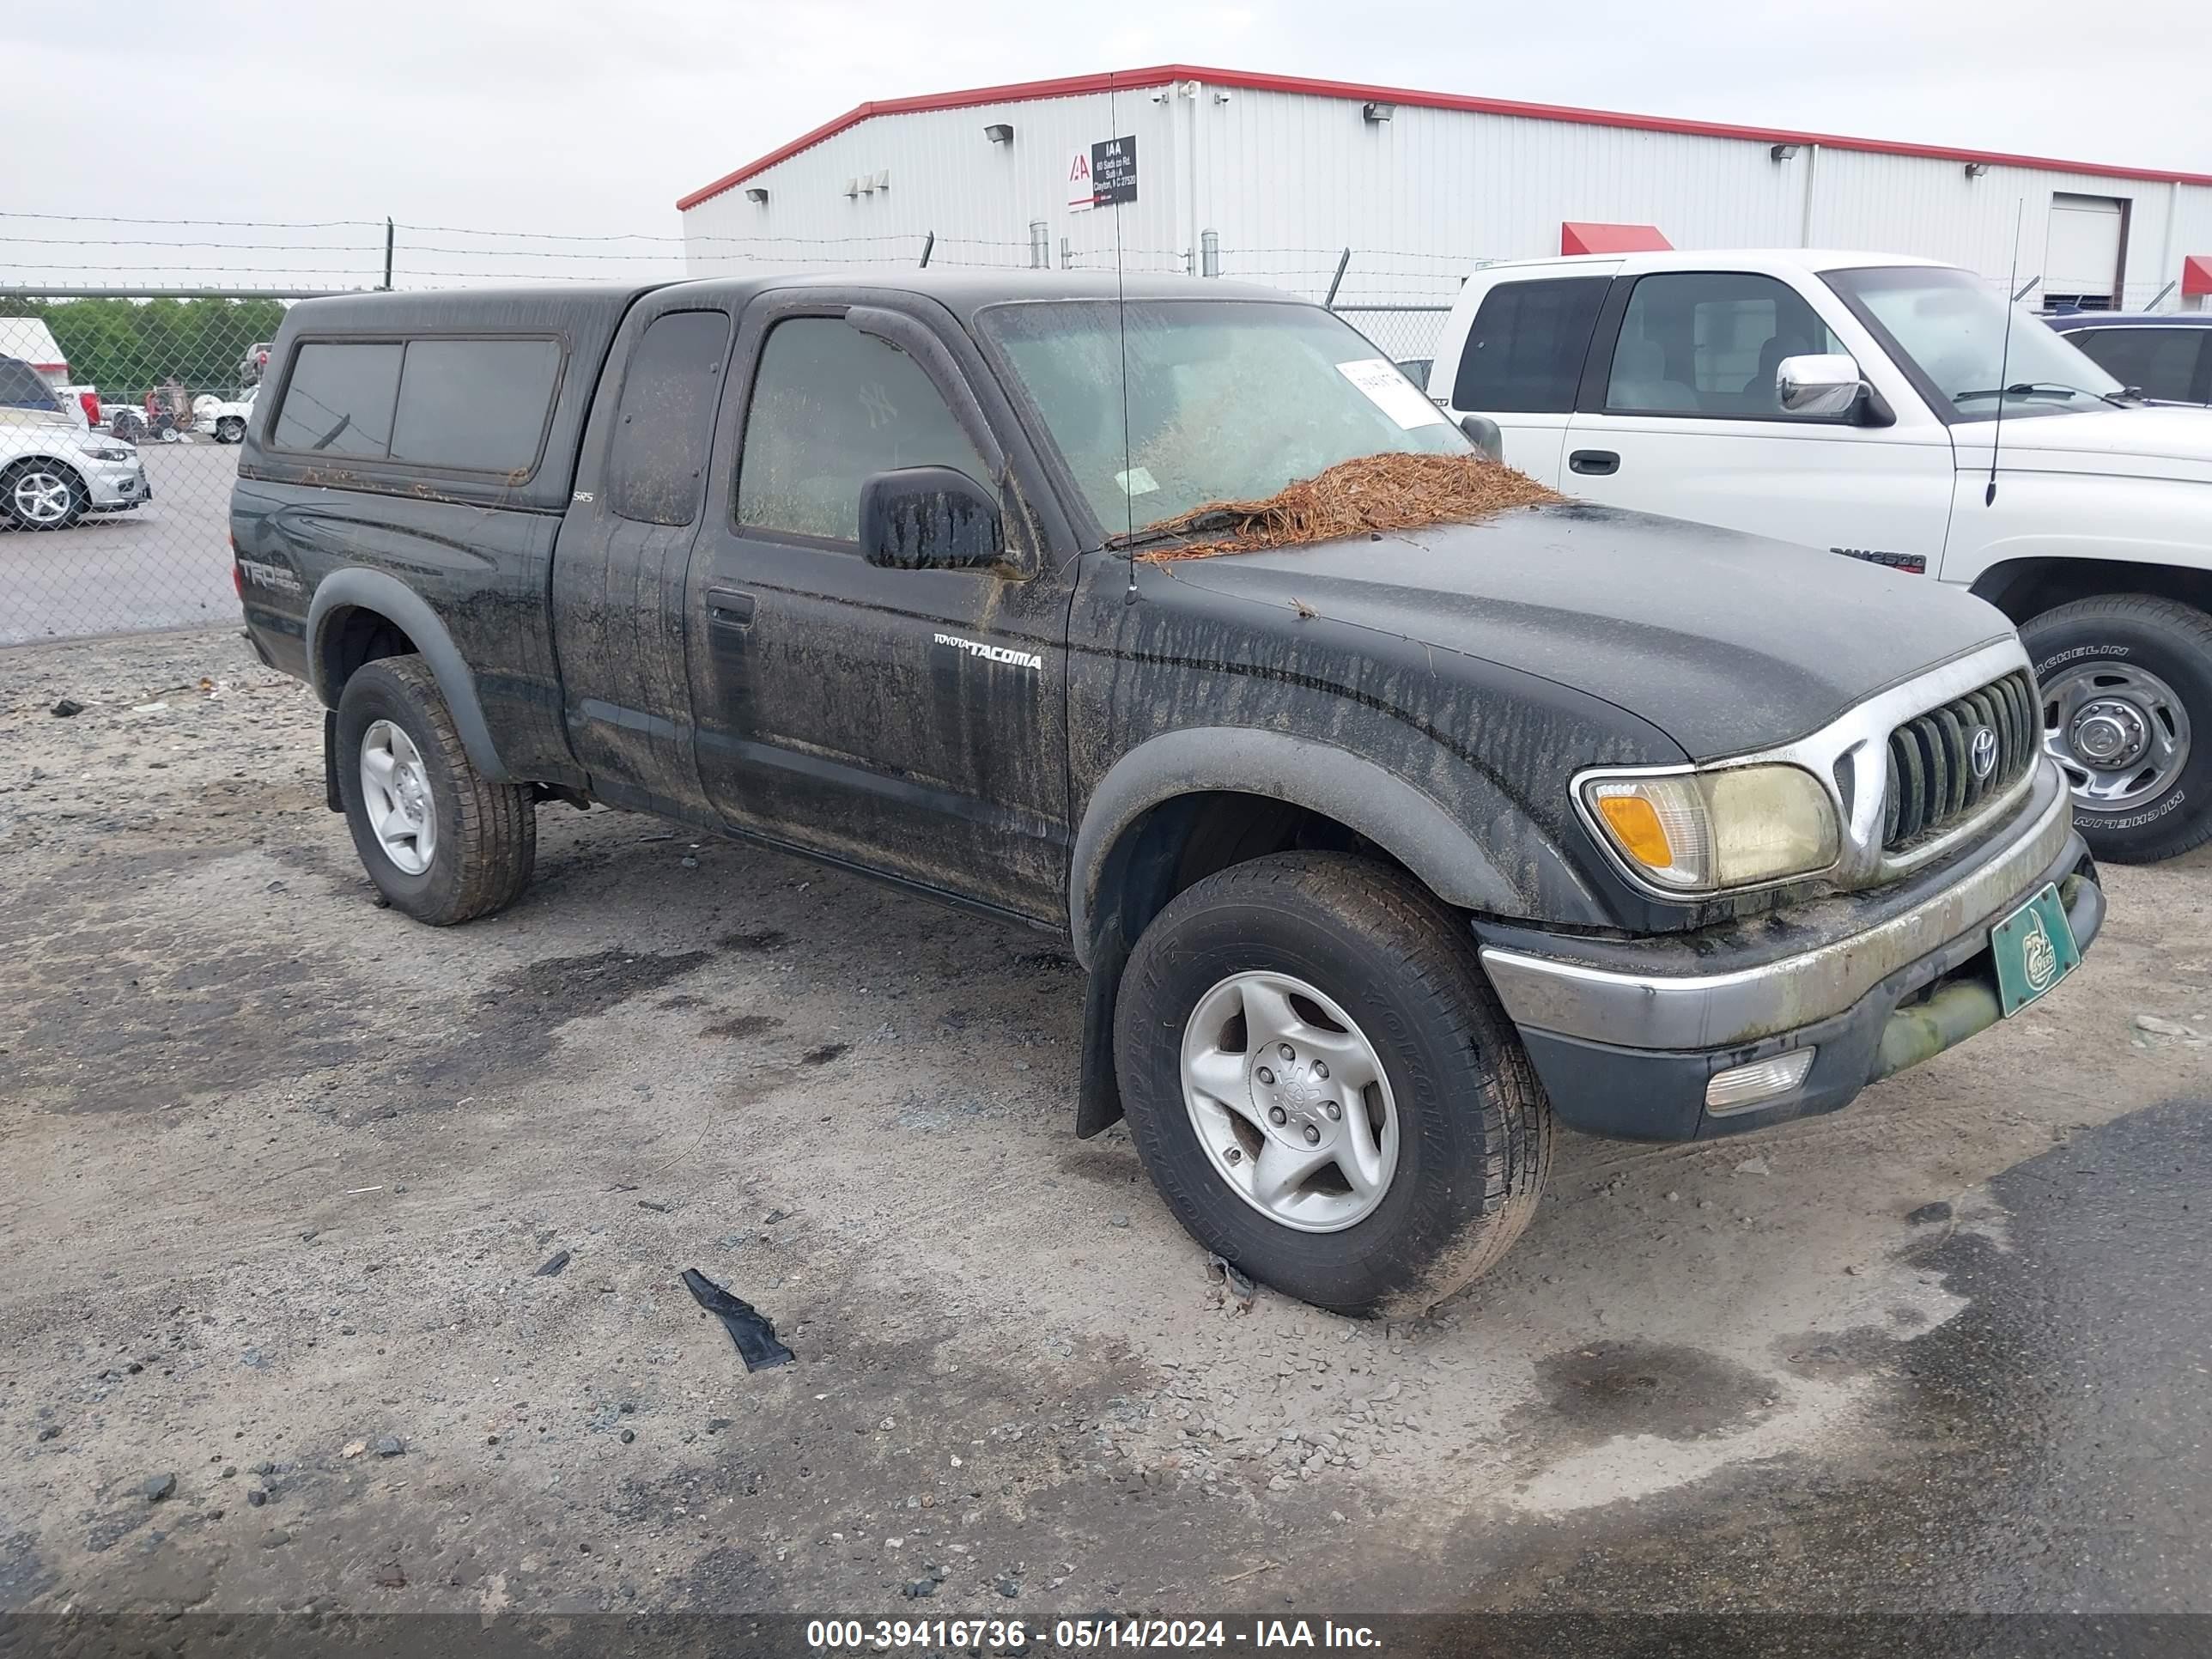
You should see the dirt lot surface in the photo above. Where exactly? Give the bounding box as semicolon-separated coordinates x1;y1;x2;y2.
3;625;2208;1626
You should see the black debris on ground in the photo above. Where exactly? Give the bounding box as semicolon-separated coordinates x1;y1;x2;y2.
679;1267;795;1371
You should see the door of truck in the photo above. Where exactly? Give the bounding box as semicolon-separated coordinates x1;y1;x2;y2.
684;290;1077;923
1559;268;1956;572
551;295;739;817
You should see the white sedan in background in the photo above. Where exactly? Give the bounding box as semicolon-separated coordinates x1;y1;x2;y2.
1;417;147;529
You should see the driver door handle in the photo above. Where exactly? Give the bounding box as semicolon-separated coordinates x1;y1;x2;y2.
707;588;756;630
1569;449;1620;477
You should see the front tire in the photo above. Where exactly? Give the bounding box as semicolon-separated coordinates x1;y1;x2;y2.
216;416;245;444
1114;853;1552;1316
2023;595;2212;864
335;656;536;924
2;460;88;531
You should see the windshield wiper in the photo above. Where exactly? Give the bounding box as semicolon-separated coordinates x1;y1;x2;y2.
1104;507;1238;551
1954;382;2136;409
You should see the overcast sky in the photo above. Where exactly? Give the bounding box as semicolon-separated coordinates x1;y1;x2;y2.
3;0;2206;284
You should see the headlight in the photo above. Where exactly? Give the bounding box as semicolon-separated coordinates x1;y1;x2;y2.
84;444;133;463
1583;764;1840;893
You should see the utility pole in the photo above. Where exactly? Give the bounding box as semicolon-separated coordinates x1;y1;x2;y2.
383;218;395;291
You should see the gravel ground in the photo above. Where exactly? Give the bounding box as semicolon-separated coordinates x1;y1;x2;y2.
2;624;2208;1620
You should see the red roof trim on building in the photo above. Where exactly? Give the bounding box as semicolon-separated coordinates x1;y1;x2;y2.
678;64;2212;211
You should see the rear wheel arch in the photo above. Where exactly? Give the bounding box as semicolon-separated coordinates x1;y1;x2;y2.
307;570;508;781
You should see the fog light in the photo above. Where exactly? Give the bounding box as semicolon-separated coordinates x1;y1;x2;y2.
1705;1048;1816;1114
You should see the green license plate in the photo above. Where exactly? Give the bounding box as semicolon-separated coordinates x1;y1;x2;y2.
1990;883;2081;1018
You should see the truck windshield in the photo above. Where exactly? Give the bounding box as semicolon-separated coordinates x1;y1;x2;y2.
1822;265;2126;422
977;299;1467;537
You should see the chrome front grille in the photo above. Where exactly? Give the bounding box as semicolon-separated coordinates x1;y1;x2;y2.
1881;670;2038;852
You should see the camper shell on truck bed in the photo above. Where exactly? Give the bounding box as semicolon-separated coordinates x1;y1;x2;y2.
233;271;2103;1317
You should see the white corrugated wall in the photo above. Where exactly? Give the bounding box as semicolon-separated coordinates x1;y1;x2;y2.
681;89;1192;278
681;78;2212;312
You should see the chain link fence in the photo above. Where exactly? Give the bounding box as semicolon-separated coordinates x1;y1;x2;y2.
9;205;2211;645
0;223;1490;643
2;294;310;645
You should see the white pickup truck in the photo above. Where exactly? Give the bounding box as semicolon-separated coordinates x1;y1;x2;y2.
1428;249;2212;863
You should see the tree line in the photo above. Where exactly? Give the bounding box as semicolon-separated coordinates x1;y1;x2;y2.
6;297;291;397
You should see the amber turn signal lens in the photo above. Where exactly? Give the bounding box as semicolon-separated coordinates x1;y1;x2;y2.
1596;793;1673;869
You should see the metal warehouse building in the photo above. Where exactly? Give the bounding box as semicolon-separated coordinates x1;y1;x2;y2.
678;64;2212;355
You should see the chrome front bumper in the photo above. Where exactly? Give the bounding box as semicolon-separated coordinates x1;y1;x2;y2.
1474;760;2102;1141
1481;760;2079;1053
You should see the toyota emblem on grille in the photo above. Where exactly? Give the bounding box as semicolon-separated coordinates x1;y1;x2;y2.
1969;726;1998;781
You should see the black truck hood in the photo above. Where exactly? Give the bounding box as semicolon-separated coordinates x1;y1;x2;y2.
1156;502;2014;759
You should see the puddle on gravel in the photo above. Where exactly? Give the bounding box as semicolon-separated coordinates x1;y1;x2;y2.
1529;1340;1776;1445
388;948;717;1108
698;1012;783;1042
718;928;790;954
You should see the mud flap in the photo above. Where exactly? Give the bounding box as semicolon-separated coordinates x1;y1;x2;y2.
323;709;342;812
1075;925;1133;1139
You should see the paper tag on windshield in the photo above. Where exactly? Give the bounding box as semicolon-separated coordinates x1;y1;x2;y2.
1336;358;1449;430
1115;465;1159;496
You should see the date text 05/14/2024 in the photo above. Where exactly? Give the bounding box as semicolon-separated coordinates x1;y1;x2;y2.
804;1619;1382;1650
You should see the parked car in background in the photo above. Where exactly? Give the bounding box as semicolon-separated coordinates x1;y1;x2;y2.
229;273;2101;1314
1431;249;2212;864
2040;312;2212;407
0;414;147;529
192;386;258;444
0;355;65;423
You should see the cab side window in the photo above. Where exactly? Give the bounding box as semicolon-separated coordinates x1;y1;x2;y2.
1451;277;1608;413
608;311;732;526
736;317;989;544
1605;273;1844;417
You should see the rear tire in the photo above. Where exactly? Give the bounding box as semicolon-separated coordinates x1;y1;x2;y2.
216;416;245;444
1114;852;1551;1316
335;655;536;924
2023;595;2212;864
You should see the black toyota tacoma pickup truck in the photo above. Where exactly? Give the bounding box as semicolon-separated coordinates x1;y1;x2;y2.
231;273;2104;1315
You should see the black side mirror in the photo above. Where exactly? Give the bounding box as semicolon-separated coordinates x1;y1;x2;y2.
1458;413;1503;462
859;466;1005;571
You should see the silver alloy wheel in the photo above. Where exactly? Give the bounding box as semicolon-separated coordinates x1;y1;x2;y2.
2041;660;2193;812
9;468;74;526
359;719;438;876
1180;969;1399;1233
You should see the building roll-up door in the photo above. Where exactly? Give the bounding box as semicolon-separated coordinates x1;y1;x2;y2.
2043;194;2127;310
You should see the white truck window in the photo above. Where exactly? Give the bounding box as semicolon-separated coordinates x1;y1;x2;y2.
1824;265;2122;422
1451;277;1608;413
1605;273;1841;418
